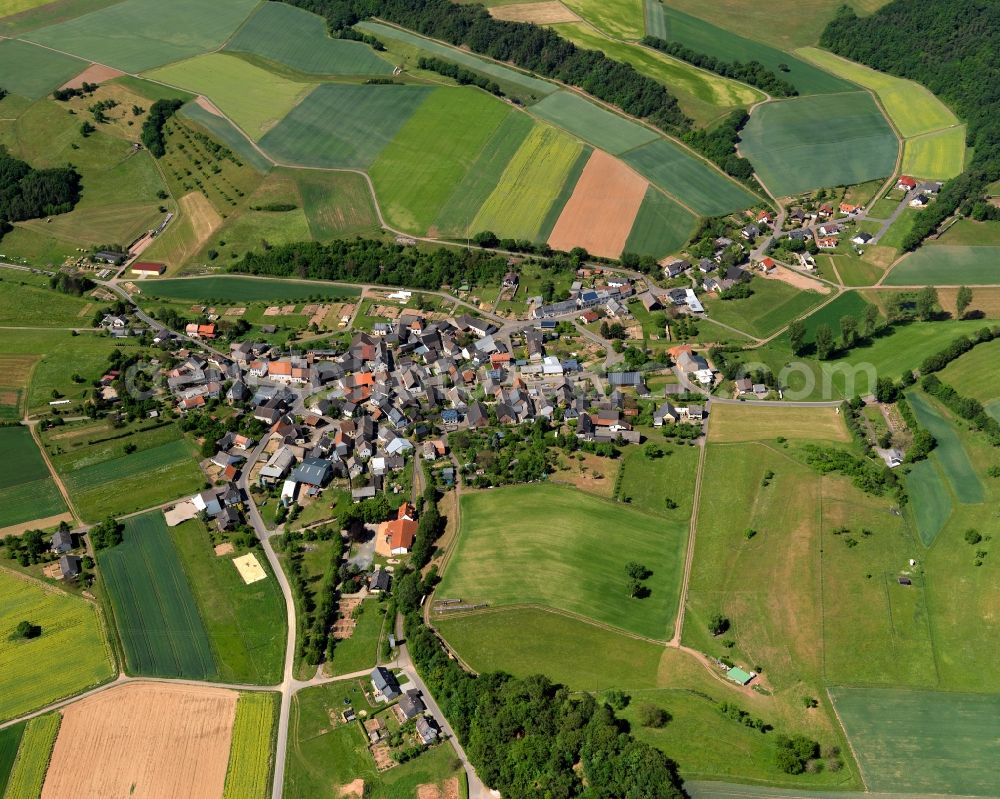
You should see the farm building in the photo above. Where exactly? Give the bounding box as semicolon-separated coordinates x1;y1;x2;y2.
726;666;755;685
130;262;166;277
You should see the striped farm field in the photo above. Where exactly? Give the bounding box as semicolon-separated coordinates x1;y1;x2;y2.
0;723;25;797
260;83;432;168
24;0;259;72
548;150;649;257
0;39;85;99
370;87;510;234
470;124;585;241
797;47;959;138
0;427;67;529
530;91;657;155
561;0;643;39
2;714;59;799
884;246;1000;286
0;570;113;723
226;2;392;76
902;126;967;181
145;54;315;141
294;169;382;239
623;187;697;258
740;93;899;197
222;693;279;799
98;512;215;679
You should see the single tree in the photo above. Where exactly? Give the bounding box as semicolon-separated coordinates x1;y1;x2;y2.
637;703;671;728
956;285;973;319
14;620;40;639
814;324;835;360
709;613;730;635
788;320;806;355
626;561;652;580
916;286;938;321
874;376;899;404
863;303;879;337
840;315;858;348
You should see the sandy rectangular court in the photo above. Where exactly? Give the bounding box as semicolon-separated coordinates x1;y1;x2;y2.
41;682;238;799
489;1;580;23
547;150;648;258
233;552;267;584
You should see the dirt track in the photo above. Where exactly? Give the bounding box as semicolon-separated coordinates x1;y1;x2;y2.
41;682;237;799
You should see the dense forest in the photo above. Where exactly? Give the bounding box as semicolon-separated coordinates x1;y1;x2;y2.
232;238;581;288
821;1;1000;249
0;146;81;232
140;98;184;157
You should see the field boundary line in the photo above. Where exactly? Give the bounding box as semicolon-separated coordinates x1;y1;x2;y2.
669;438;706;646
28;421;80;524
825;686;870;791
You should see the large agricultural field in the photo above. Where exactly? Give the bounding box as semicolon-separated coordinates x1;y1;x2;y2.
740;93;899;197
4;713;60;799
222;692;279;799
97;512;216;680
0;39;85;99
41;682;239;799
707;404;849;443
0;570;113;723
0;427;67;530
884;246;1000;285
901;126;968;180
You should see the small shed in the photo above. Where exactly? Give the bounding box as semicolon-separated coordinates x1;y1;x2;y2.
726;666;755;686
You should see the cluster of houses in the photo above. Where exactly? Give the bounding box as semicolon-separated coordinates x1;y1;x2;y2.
367;667;441;746
896;175;942;208
531;278;635;320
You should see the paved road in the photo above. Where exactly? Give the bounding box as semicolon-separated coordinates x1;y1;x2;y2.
871;188;918;245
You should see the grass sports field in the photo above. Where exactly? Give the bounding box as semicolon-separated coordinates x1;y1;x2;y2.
740;93;898;197
703;278;826;338
796;47;960;138
469;123;584;241
145;54;315;140
435;483;687;640
885;246;1000;285
646;3;853;95
939;338;1000;404
0;39;85;99
0;427;67;530
24;0;259;72
370;87;510;234
260;83;432;168
138;276;361;302
552;22;762;127
563;0;643;39
901;127;967;180
226;2;392;76
222;693;278;799
98;512;216;679
623;186;697;257
830;687;1000;794
0;570;113;723
708;404;849;443
2;713;59;799
531;91;657;155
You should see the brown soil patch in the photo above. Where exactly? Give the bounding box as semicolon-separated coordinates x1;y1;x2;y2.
338;779;365;797
371;742;395;771
0;512;75;538
0;355;37;387
194;95;224;117
939;286;1000;318
490;1;580;23
213;542;235;557
59;63;124;91
42;681;237;799
416;778;460;799
764;265;831;294
0;390;18;406
550;451;616;498
181;191;223;254
547;150;648;259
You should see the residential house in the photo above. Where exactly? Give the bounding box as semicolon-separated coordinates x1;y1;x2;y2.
369;569;392;593
59;555;82;581
663;259;690;279
375;502;418;557
897;175;917;190
851;231;873;246
259;446;295;484
371;666;401;702
416;716;440;745
653;401;677;426
394;690;426;723
51;529;73;554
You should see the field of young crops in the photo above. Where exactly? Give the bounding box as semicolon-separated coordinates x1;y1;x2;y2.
1;713;60;799
222;693;279;799
0;427;67;530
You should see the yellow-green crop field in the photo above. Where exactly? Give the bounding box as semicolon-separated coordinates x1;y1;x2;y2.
0;570;114;723
2;713;60;799
223;692;279;799
902;126;967;180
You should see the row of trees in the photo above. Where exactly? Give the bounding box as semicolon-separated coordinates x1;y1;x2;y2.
921;374;1000;446
417;56;504;96
820;1;1000;249
140;99;184;157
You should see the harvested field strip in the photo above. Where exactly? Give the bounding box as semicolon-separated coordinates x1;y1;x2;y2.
901;127;967;181
4;714;59;799
530;90;657;155
260;83;432;169
644;0;666;38
623;186;697;258
905;391;983;503
561;0;643;39
904;459;952;547
433;112;535;237
41;682;238;799
139;276;361;301
177;102;273;173
547;149;648;258
708;404;849;443
24;0;260;73
536;145;592;241
98;513;216;679
58;63;123;90
470;124;584;242
490;1;580;23
0;723;26;798
0;39;85;99
830;687;1000;795
225;2;392;76
884;246;1000;286
222;693;279;799
356;21;555;98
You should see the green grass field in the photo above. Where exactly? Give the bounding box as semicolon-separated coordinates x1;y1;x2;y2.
138;276;361;302
98;512;216;679
623;138;760;215
0;570;113;723
902;127;967;179
0;271;96;327
0;427;67;529
24;0;259;72
703;279;826;338
326;598;386;676
827;254;885;286
648;3;854;95
260;83;432;168
469;123;583;241
781;291;875;346
171;520;286;685
552;22;762;127
432;112;535;237
293;169;382;239
0;39;85;99
146;54;315;141
623;186;698;257
904;458;952;546
618;442;700;517
740;93;899;197
796;47;960;138
830;687;1000;794
708;404;849;443
223;692;279;799
933;219;1000;246
939;338;1000;403
357;21;556;99
530;91;658;155
884;246;1000;285
370;87;510;234
435;607;666;690
227;2;392;76
177;102;274;173
0;722;26;798
563;0;643;39
1;713;59;799
906;390;983;503
435;483;687;640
